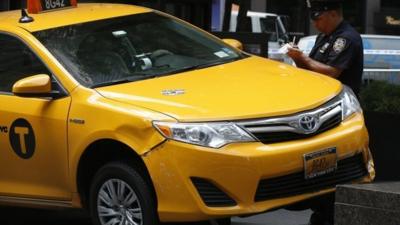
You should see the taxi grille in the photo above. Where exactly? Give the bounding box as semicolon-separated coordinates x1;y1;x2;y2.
248;112;342;144
191;177;237;207
254;153;367;202
237;97;343;144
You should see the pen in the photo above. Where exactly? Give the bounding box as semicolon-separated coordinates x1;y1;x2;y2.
292;36;298;48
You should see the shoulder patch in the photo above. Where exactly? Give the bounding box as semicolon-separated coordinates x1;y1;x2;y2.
333;38;347;53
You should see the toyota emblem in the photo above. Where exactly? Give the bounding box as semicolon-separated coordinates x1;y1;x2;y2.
299;115;319;133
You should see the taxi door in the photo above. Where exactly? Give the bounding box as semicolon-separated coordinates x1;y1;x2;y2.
0;33;71;202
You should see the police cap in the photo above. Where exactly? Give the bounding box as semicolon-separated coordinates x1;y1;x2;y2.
306;0;343;20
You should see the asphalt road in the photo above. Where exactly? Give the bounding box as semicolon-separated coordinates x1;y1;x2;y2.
231;210;311;225
0;207;311;225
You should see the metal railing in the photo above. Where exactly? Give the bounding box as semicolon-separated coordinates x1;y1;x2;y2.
363;69;400;85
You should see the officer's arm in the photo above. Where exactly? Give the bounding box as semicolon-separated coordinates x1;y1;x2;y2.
301;56;342;78
287;47;342;78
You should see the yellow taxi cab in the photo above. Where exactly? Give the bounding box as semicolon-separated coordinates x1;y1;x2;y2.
0;1;375;225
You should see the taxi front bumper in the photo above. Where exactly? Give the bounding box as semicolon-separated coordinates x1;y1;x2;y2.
142;113;374;222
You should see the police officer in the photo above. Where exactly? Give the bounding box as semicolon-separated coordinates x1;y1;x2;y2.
287;0;364;95
287;1;363;225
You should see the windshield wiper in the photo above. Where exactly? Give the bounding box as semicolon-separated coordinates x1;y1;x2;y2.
156;58;240;77
155;65;201;77
195;58;239;69
90;75;156;88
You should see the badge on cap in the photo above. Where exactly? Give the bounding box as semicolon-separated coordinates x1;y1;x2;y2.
333;38;346;53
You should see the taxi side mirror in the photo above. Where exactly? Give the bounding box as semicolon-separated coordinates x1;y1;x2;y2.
12;74;56;98
223;39;243;50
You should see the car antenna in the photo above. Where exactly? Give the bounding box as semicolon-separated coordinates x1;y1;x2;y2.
19;9;34;23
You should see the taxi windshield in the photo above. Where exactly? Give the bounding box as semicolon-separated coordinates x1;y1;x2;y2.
34;12;244;88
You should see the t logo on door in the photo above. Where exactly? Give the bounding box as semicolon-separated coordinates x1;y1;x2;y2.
9;119;35;159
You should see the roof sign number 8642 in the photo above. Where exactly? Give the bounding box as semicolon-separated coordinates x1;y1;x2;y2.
41;0;71;10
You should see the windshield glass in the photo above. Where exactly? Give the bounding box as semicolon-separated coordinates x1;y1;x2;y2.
34;12;243;88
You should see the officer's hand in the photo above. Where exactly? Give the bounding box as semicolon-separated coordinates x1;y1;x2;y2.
286;46;303;60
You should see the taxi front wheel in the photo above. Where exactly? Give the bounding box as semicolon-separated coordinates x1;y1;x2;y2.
89;162;158;225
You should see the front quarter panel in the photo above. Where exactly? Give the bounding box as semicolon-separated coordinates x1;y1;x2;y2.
68;86;173;193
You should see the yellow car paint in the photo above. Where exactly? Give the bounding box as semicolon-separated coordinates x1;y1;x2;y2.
0;4;151;32
97;56;341;121
12;74;52;94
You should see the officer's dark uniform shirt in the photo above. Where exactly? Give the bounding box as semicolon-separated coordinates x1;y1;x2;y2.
309;21;363;94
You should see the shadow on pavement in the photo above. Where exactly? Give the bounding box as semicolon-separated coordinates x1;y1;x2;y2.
0;206;311;225
0;207;222;225
0;207;91;225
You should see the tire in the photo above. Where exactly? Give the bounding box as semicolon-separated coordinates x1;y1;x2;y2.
89;162;158;225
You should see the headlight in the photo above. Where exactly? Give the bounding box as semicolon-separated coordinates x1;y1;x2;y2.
153;121;255;148
340;85;362;120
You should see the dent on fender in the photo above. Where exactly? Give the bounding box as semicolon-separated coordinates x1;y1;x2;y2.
142;139;168;157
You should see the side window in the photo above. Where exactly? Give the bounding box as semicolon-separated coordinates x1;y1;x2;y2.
0;34;50;93
260;17;278;42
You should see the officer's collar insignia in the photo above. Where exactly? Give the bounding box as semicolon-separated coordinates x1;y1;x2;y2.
319;42;330;53
333;38;346;53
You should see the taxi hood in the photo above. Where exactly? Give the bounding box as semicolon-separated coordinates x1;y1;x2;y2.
96;57;342;122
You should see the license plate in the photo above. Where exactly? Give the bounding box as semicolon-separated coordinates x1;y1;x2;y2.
304;148;337;179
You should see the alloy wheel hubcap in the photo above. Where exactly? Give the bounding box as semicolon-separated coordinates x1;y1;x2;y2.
97;179;143;225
